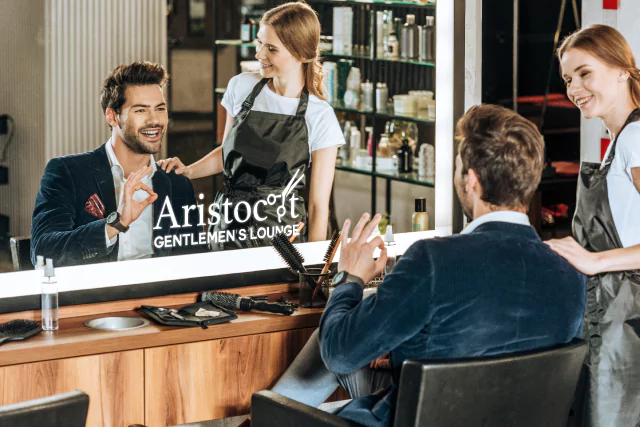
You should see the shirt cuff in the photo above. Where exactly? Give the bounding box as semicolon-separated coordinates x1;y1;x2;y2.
105;225;117;248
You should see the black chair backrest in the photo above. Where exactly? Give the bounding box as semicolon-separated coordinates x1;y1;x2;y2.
394;340;588;427
0;390;89;427
10;236;33;271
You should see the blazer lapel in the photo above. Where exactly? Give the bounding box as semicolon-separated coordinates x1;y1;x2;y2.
90;144;118;261
152;169;172;256
91;144;117;216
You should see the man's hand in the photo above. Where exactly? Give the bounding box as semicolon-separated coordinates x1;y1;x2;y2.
545;236;603;276
337;213;387;284
120;166;158;227
369;353;391;370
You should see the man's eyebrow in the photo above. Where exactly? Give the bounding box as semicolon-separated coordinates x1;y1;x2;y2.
130;103;167;108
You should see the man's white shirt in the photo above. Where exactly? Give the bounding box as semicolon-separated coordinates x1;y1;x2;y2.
104;139;156;261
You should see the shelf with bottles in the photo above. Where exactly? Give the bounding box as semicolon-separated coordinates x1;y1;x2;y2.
215;40;256;48
335;164;434;187
321;51;435;67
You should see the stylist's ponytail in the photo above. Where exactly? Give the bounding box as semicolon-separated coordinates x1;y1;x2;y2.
261;1;327;100
303;55;326;100
630;68;640;108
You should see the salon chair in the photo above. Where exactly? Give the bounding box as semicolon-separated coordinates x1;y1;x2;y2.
9;236;33;271
250;339;587;427
0;390;89;427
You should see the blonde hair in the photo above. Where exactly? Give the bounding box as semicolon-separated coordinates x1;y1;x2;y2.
261;1;325;100
558;24;640;107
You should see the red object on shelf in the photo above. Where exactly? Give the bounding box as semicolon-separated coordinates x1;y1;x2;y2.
601;138;612;161
603;0;619;10
518;94;577;109
551;161;580;177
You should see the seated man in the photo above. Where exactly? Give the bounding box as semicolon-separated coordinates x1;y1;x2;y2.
31;62;201;267
266;104;587;427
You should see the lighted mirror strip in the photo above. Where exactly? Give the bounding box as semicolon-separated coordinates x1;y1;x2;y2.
434;0;454;233
0;229;451;299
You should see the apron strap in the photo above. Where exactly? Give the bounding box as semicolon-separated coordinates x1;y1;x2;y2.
602;108;640;170
240;78;270;113
296;88;310;117
240;78;309;117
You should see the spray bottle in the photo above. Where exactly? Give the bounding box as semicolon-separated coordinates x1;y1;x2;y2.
383;225;397;276
41;258;58;331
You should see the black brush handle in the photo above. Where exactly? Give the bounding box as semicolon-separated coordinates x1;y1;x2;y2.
240;299;295;316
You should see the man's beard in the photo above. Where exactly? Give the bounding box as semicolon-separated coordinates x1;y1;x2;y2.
120;124;165;155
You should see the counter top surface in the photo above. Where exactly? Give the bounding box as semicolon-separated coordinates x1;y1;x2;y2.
0;292;323;367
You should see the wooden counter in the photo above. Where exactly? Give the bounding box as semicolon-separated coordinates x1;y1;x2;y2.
0;283;335;427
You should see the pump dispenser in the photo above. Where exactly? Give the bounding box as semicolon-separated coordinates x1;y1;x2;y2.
42;258;59;331
383;225;397;275
35;255;45;270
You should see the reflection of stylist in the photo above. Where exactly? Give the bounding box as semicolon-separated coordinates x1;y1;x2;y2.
546;25;640;427
159;2;344;250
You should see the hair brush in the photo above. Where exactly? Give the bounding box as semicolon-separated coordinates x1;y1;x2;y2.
312;230;341;301
271;232;307;274
0;320;42;346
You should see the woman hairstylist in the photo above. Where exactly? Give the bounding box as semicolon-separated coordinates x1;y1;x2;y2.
158;2;344;250
546;24;640;427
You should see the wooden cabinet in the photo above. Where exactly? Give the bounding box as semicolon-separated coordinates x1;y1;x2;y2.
145;328;315;427
0;350;144;426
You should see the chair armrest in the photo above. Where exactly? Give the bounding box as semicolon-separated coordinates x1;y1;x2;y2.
251;391;353;427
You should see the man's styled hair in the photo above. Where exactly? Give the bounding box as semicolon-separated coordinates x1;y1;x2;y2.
100;61;169;115
456;104;545;209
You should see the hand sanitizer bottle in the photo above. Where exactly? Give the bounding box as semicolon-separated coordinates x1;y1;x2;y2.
383;225;397;276
42;258;59;331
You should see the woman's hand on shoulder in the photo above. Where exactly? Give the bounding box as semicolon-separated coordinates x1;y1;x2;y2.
544;236;603;276
157;157;191;178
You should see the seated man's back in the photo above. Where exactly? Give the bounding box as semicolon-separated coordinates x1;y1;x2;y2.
318;104;587;427
320;216;586;376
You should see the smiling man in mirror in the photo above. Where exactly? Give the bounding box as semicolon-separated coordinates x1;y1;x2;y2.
31;61;202;267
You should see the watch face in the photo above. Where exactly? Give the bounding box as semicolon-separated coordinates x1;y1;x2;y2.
107;212;118;223
333;271;347;285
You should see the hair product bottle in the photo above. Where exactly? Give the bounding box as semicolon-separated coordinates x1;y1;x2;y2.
240;15;252;42
401;14;419;60
397;137;413;173
412;198;429;231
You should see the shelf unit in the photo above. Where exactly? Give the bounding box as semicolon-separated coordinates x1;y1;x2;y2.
212;0;438;218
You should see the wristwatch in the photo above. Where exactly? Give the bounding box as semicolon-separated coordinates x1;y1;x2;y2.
332;271;366;289
106;212;129;233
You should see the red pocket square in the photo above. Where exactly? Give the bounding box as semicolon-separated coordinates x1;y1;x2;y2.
84;193;105;219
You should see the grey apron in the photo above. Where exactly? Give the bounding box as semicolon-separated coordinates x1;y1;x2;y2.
573;108;640;427
210;78;310;251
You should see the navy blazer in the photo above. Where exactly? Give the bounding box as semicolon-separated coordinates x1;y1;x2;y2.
31;144;202;267
319;222;587;427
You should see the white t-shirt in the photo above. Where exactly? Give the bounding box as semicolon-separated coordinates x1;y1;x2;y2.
221;72;345;160
602;121;640;248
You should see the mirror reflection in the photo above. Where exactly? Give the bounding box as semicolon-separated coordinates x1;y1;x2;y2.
0;0;437;273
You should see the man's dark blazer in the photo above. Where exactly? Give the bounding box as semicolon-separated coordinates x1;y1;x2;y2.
31;144;202;267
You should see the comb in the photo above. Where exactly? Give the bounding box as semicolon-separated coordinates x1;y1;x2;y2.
312;230;341;301
0;320;42;346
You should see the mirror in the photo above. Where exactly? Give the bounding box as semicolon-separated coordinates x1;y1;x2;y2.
1;0;457;275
